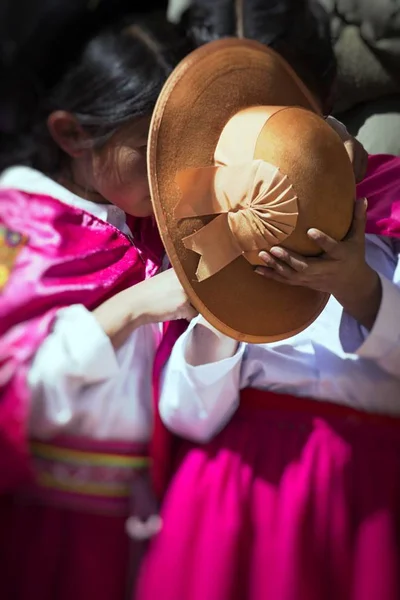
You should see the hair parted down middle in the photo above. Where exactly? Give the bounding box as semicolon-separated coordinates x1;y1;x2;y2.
182;0;336;112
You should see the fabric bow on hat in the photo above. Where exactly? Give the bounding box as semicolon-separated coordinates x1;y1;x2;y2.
174;160;298;281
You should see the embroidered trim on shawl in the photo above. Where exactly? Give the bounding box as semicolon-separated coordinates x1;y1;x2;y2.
0;225;28;290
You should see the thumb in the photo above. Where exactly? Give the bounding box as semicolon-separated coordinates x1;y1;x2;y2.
344;139;355;164
349;198;367;239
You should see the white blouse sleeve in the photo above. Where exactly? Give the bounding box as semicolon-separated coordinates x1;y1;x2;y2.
356;271;400;375
28;304;120;437
351;239;400;377
159;318;245;443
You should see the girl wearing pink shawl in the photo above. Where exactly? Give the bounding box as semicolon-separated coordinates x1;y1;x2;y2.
137;144;400;600
0;13;195;600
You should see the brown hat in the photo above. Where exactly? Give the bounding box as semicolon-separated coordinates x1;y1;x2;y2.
148;38;355;343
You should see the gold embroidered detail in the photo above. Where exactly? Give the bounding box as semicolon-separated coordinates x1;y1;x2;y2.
0;226;28;291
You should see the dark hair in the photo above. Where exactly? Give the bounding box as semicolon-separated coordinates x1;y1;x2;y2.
182;0;336;113
0;11;191;174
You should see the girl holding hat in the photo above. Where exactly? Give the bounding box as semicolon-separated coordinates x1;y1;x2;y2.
0;12;196;600
135;22;400;600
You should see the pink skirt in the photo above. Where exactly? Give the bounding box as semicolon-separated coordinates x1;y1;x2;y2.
136;389;400;600
0;436;152;600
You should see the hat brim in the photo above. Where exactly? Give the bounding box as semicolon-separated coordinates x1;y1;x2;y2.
148;38;329;343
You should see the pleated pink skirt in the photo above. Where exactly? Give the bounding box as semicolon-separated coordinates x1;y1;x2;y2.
136;388;400;600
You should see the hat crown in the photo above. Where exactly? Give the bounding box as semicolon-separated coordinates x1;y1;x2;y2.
213;105;354;263
254;106;354;256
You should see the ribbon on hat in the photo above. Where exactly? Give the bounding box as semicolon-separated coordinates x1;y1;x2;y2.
174;160;298;281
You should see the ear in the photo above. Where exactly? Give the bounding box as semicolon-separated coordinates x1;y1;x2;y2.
47;111;90;158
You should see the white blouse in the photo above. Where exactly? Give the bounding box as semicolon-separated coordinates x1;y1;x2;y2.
0;166;162;442
159;234;400;443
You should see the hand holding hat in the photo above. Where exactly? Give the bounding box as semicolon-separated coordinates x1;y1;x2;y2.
256;197;382;331
256;198;369;297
